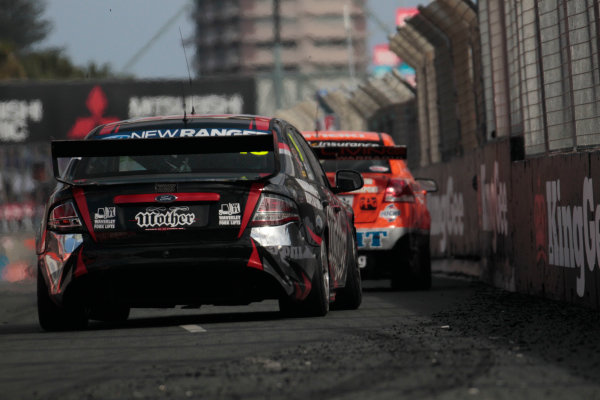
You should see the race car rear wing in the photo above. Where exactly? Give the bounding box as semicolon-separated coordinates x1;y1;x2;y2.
311;145;407;160
51;134;276;182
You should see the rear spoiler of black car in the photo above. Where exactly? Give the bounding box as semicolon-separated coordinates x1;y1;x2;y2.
312;145;407;160
51;135;275;181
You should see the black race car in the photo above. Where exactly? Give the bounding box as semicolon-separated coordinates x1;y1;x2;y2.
36;114;363;330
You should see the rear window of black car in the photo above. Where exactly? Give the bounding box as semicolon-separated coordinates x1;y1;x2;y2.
66;121;277;182
72;152;274;179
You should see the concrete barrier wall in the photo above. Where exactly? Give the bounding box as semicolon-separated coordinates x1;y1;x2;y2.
521;152;600;308
417;138;600;309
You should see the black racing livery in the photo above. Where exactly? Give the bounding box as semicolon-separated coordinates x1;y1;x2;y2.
36;115;363;330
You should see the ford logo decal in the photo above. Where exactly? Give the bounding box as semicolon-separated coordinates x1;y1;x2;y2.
155;194;177;203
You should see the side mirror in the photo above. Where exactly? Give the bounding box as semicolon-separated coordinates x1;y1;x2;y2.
334;170;363;194
416;178;438;193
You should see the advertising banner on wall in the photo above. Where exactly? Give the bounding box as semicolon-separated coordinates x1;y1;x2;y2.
396;7;419;27
371;43;416;84
0;77;257;143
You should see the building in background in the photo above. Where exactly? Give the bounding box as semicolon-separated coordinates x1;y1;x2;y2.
192;0;367;76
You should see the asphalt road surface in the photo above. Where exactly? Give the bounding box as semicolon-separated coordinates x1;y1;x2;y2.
2;268;600;400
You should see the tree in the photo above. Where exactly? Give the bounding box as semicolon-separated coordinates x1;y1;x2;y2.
0;42;26;79
0;0;120;80
0;0;51;51
20;48;117;79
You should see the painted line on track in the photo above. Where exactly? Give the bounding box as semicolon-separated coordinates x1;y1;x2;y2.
180;324;207;333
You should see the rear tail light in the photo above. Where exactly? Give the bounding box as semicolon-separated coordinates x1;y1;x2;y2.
384;179;415;203
251;194;299;226
48;201;83;230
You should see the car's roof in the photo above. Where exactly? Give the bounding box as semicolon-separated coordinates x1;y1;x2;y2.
302;131;395;145
93;114;274;136
103;114;272;126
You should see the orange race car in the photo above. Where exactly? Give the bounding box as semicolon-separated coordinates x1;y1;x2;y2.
302;131;437;289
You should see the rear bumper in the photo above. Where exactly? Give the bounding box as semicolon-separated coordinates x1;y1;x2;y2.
356;227;409;250
38;224;320;308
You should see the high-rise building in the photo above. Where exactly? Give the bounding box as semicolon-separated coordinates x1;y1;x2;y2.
192;0;367;76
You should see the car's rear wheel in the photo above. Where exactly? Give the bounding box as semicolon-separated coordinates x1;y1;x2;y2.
414;236;432;290
37;267;88;331
391;235;431;290
332;233;362;310
279;241;330;317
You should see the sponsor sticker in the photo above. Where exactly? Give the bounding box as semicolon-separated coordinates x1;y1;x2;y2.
359;196;377;210
356;230;388;248
155;194;177;203
369;165;389;172
135;206;195;230
354;185;379;194
295;179;320;198
94;207;116;230
99;128;269;139
303;193;322;210
358;255;367;269
311;141;379;148
218;203;241;225
338;195;354;207
315;215;324;231
380;204;401;222
295;179;323;210
266;246;315;259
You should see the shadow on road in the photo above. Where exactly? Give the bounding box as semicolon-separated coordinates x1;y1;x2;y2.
90;309;283;331
362;275;476;293
0;275;475;334
0;309;284;334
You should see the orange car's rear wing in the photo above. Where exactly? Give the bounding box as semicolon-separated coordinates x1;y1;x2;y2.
311;145;407;160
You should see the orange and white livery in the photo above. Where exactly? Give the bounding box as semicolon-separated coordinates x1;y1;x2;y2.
303;131;437;290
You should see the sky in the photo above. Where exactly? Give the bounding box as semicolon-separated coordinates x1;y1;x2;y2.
38;0;427;80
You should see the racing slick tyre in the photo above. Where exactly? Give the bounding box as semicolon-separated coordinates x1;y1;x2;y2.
279;241;330;317
332;234;362;310
390;235;432;291
414;238;432;290
37;268;88;331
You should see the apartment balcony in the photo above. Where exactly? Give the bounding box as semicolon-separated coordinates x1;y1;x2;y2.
299;0;364;16
240;0;298;19
240;20;300;43
196;2;240;22
300;19;367;41
303;46;367;67
239;47;304;69
195;26;242;47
